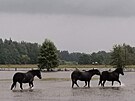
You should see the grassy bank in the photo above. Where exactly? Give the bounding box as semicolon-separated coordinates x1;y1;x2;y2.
0;64;112;69
0;64;135;69
58;65;112;69
0;64;38;68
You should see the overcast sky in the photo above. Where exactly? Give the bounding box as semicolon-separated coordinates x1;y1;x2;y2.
1;0;135;53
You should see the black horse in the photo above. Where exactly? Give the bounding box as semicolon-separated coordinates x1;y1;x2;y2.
11;70;42;90
71;68;100;88
98;67;124;87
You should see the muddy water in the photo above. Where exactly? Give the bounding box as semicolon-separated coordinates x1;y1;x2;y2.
0;71;135;101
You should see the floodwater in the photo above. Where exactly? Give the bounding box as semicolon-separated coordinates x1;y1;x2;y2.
0;70;135;101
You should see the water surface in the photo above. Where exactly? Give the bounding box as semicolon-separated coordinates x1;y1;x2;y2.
0;71;134;101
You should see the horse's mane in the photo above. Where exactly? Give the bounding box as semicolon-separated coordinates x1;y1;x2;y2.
87;68;98;72
74;68;99;74
113;67;123;73
27;70;40;74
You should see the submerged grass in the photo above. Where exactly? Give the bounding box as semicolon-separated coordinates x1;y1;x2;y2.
41;77;98;81
0;77;98;82
41;78;71;81
0;79;11;81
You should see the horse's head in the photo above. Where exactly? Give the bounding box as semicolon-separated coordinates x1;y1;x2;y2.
37;70;42;79
32;70;42;79
116;67;124;75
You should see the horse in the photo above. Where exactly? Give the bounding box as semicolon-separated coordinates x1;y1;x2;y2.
98;67;124;87
71;68;100;88
11;70;42;90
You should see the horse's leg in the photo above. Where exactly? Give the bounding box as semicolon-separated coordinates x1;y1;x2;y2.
100;80;104;86
71;79;75;88
72;81;74;88
29;83;32;88
102;80;106;87
84;81;87;87
117;80;121;85
11;82;16;90
98;80;102;86
112;81;114;86
98;75;103;86
72;79;79;88
31;82;34;87
88;80;90;88
75;80;79;87
19;82;23;90
29;82;33;88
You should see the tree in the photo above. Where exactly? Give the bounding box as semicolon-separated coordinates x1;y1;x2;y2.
123;44;135;65
20;55;30;64
110;44;125;68
25;43;40;64
38;39;59;71
111;44;135;68
91;51;111;65
78;53;91;65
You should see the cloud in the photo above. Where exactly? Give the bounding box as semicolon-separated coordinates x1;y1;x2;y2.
0;0;135;17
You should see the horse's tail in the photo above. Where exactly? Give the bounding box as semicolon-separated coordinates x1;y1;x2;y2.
71;72;75;81
11;74;17;90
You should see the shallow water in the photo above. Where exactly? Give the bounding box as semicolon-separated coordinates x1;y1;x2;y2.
0;71;135;101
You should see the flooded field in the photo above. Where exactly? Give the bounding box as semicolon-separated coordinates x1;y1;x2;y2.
0;70;135;101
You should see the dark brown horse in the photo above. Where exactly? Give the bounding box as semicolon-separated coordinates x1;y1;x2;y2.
98;67;124;87
71;68;100;88
11;70;42;90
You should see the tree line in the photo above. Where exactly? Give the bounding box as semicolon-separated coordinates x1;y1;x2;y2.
0;38;39;64
58;50;111;65
0;38;135;68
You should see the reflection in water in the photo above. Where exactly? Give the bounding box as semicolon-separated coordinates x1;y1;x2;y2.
99;87;120;90
71;86;126;101
12;89;34;92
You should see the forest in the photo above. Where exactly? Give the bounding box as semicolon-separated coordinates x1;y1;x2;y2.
0;38;135;66
0;38;39;64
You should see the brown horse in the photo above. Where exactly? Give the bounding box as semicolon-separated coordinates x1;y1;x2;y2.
71;68;100;88
11;70;42;90
98;67;124;87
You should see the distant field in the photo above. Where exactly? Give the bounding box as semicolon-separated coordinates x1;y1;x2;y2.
0;64;38;68
0;64;135;69
0;64;111;69
58;65;112;68
58;65;135;69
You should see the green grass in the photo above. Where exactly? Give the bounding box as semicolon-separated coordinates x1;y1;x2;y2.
0;64;38;68
58;65;113;69
125;65;135;68
58;65;135;68
0;64;135;69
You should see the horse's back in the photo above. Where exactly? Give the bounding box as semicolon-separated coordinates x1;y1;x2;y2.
101;70;119;81
71;70;92;81
100;71;110;80
13;72;24;77
102;71;109;75
71;70;81;79
13;72;24;82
